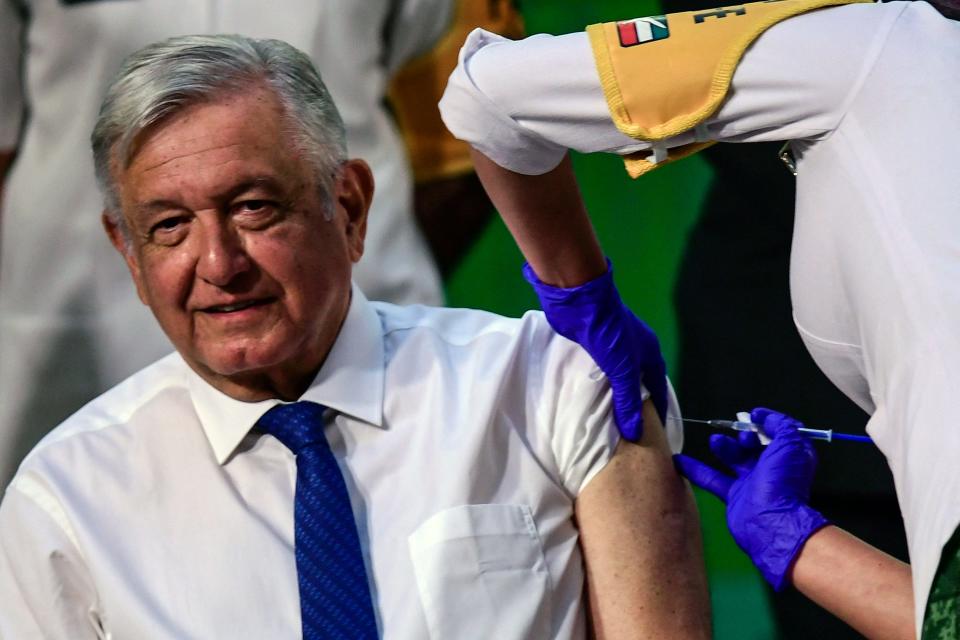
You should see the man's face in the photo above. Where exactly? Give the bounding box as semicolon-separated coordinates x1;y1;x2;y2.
106;87;372;398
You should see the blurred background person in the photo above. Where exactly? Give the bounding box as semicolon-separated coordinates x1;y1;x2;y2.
0;0;521;487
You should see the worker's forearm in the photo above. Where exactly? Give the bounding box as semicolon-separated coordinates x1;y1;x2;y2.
469;148;606;287
790;525;914;640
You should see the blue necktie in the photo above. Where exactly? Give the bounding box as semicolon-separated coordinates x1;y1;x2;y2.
257;401;378;639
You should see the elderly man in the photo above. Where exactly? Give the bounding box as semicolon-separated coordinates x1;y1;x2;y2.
0;0;520;493
0;35;709;638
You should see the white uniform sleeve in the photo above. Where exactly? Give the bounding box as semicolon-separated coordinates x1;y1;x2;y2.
439;29;589;175
440;3;903;174
0;0;25;149
382;0;457;74
0;481;101;638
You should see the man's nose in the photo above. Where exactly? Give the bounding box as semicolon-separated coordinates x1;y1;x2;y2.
196;217;252;286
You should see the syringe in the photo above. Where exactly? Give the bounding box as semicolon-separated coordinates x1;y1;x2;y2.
676;418;873;444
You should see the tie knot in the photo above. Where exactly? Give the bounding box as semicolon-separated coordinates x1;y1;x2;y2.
257;401;328;455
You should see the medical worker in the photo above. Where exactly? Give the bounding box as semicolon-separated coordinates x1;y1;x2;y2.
440;0;959;636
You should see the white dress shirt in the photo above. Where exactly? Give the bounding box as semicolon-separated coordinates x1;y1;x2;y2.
0;287;683;639
0;0;447;488
440;3;960;632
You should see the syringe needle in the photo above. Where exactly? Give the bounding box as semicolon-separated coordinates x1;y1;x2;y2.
673;417;872;444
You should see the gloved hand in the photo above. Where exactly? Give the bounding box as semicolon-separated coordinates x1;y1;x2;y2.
674;408;830;591
523;259;667;441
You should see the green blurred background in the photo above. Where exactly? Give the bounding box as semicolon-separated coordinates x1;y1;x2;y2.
444;2;777;637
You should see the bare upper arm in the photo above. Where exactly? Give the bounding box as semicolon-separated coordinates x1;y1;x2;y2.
575;400;711;639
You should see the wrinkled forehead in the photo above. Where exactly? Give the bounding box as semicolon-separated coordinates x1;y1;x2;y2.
116;89;314;206
118;81;287;171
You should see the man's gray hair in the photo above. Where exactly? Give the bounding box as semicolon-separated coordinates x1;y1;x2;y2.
92;34;347;231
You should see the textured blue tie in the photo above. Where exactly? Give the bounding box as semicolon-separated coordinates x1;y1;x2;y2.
257;401;378;639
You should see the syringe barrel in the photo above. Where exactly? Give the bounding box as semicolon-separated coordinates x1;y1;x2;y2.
728;421;833;442
709;421;834;442
721;421;757;432
797;427;833;442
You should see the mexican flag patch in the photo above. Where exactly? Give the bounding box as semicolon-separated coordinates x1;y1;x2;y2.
617;16;671;47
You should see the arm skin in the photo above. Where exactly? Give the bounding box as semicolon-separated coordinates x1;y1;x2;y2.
473;143;668;438
470;148;606;287
576;400;712;639
413;172;493;277
0;149;13;265
789;526;914;640
0;148;14;210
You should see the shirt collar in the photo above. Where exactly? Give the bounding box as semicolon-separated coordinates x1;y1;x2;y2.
187;284;385;464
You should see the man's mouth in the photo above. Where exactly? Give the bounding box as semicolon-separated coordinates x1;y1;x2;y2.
201;298;272;314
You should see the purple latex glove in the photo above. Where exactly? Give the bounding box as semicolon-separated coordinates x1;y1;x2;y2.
523;259;667;441
674;408;830;591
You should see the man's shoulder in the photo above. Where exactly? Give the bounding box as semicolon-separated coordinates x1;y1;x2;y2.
372;300;602;384
373;301;546;343
15;352;189;475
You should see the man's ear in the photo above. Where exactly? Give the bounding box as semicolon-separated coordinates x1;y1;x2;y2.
335;159;374;263
102;210;149;306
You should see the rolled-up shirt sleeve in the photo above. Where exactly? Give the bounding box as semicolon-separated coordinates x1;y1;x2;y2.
522;313;683;497
0;478;101;638
440;28;606;175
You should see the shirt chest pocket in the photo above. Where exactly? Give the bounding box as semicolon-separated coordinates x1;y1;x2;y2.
408;504;553;640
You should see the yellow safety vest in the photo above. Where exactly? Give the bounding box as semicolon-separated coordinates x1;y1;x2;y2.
587;0;871;177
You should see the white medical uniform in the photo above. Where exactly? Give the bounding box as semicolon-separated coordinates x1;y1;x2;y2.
0;0;448;486
439;2;960;633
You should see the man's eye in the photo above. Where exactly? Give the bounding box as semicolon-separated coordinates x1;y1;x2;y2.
233;200;281;227
236;200;272;213
150;216;186;234
147;216;189;245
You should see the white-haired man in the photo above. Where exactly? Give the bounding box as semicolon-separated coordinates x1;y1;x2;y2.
0;35;710;639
